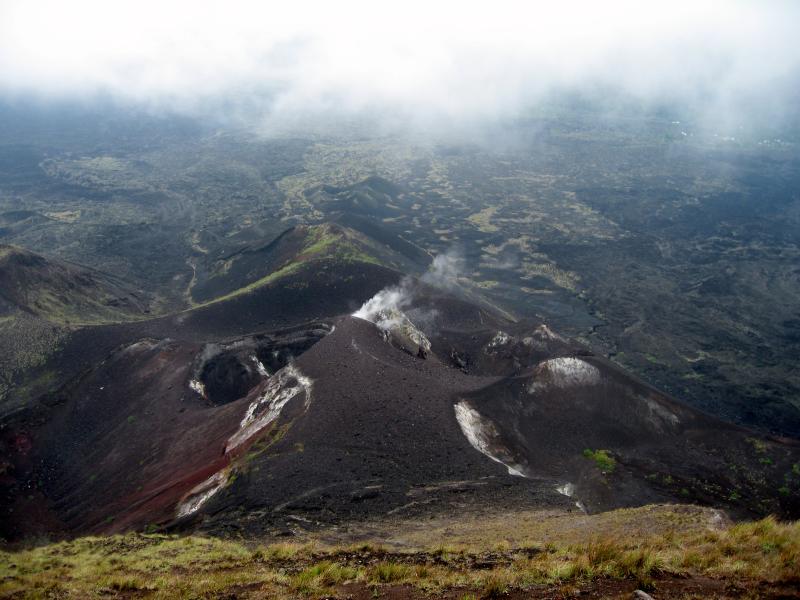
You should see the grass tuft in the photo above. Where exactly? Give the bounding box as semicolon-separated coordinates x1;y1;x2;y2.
371;561;413;583
0;512;798;598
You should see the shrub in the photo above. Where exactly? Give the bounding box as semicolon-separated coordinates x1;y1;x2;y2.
583;449;616;473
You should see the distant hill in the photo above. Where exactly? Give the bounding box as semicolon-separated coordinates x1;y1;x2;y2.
0;245;150;325
190;222;425;304
304;176;414;220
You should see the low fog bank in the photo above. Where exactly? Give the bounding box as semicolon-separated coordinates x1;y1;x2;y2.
1;0;799;138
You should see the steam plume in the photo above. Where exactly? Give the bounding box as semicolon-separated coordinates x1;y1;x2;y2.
353;248;464;335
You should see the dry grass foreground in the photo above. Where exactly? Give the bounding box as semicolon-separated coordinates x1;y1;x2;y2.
1;504;798;599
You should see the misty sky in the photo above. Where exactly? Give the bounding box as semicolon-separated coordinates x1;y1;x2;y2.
1;1;799;126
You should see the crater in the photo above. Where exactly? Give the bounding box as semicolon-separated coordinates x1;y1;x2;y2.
200;353;261;405
189;323;332;406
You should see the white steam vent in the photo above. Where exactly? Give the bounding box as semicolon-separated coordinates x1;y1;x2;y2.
352;250;465;354
522;324;566;350
556;482;575;497
528;357;601;392
454;401;525;477
353;287;431;353
485;330;513;351
188;379;206;398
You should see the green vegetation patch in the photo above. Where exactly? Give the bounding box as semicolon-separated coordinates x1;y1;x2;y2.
583;448;617;474
302;225;384;267
199;260;306;306
747;437;768;455
467;206;499;232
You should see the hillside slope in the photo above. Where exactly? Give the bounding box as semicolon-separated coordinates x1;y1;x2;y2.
189;222;426;304
0;245;152;408
1;236;798;541
0;244;150;324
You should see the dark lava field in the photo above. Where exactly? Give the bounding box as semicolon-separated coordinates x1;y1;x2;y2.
1;102;799;542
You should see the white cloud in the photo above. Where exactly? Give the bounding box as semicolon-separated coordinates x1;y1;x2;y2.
0;0;798;123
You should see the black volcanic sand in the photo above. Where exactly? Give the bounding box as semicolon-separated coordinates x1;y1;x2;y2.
1;261;401;416
192;315;573;538
15;339;245;536
0;261;402;539
466;355;800;518
1;264;799;542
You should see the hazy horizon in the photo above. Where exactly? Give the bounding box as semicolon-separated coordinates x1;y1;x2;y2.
2;0;799;134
